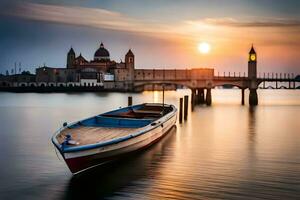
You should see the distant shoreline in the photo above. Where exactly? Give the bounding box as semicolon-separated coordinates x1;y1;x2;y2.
0;86;181;93
0;86;135;93
0;86;299;93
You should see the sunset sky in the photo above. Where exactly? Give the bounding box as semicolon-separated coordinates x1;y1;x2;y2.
0;0;300;75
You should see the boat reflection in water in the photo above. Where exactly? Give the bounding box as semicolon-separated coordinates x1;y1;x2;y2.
63;126;177;199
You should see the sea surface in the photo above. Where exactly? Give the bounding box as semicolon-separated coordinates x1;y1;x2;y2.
0;89;299;200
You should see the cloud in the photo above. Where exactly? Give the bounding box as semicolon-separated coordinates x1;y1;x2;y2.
1;2;300;48
3;2;300;38
1;2;164;34
202;17;300;28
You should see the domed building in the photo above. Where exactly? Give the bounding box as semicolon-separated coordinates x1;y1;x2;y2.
64;41;135;87
66;42;118;71
94;43;110;61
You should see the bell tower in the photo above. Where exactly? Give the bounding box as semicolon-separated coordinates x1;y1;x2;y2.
67;47;75;68
125;49;135;82
248;45;257;80
248;45;258;105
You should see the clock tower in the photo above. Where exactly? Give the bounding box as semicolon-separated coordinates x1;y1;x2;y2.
248;45;257;79
248;45;258;105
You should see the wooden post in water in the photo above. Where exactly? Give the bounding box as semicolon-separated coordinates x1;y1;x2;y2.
194;89;198;105
241;88;245;105
205;88;212;106
199;88;205;104
179;98;183;124
162;84;165;106
184;95;189;121
195;88;200;105
128;96;132;106
191;89;195;112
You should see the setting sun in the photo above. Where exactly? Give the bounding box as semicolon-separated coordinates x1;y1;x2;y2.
198;42;211;54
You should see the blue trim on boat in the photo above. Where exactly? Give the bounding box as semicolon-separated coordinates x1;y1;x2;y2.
68;104;154;128
72;116;153;128
61;112;175;153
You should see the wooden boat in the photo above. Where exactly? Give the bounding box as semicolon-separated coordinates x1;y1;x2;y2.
52;103;177;174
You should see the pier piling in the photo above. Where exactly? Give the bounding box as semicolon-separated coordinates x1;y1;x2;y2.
179;98;183;123
191;89;195;111
249;89;258;106
199;88;205;104
184;95;189;121
128;96;132;106
195;89;199;105
241;88;245;105
205;88;212;106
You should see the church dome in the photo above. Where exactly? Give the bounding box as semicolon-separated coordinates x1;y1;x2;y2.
94;42;110;61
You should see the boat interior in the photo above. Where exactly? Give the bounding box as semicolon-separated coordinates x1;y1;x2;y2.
56;104;173;146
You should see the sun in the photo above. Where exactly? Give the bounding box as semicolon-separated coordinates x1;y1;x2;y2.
198;42;211;54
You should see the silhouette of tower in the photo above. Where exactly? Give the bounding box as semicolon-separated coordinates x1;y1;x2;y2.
125;49;135;82
248;45;257;80
67;47;75;68
248;45;258;105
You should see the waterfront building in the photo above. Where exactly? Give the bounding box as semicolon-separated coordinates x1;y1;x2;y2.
0;72;36;87
0;44;299;105
35;67;78;87
35;42;135;88
0;42;136;89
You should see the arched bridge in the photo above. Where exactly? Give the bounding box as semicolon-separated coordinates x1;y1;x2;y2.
133;68;265;89
132;68;299;106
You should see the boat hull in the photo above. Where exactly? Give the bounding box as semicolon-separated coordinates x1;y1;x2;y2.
63;113;177;174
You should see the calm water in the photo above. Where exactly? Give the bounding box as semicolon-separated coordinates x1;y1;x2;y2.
0;90;299;200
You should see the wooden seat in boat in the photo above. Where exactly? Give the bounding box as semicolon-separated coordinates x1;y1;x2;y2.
133;109;162;114
57;126;143;146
